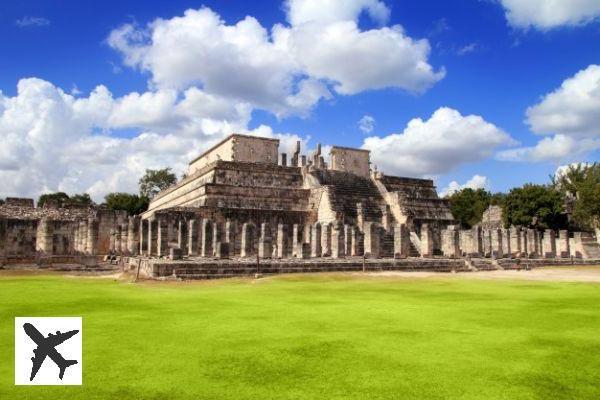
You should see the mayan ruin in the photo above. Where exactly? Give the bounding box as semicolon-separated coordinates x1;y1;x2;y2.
1;133;598;280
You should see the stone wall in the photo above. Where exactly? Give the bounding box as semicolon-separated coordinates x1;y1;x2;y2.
188;134;279;174
329;146;370;178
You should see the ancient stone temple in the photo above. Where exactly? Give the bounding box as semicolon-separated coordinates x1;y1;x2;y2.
138;134;455;260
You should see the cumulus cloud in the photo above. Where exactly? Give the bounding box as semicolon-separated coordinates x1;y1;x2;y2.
108;1;443;115
0;78;295;201
526;65;600;137
497;65;600;162
358;115;375;134
362;107;514;177
440;175;489;197
499;0;600;30
496;135;600;163
285;0;390;26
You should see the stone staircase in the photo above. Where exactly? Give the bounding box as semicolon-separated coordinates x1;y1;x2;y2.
581;232;600;258
409;231;422;257
313;170;383;221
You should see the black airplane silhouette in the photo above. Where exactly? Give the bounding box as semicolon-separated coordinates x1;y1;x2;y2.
23;323;79;381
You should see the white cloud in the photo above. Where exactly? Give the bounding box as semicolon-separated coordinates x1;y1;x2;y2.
457;42;478;56
358;115;375;134
362;107;514;177
15;16;50;27
526;65;600;137
440;174;489;197
108;1;443;115
496;134;600;163
282;20;445;95
285;0;390;26
0;78;298;202
499;0;600;30
498;65;600;162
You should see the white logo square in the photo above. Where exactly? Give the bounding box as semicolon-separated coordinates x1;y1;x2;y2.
15;317;82;385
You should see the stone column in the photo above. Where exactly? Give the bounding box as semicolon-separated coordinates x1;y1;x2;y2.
321;223;332;257
187;219;199;256
258;223;272;258
471;226;483;256
420;224;434;258
351;228;363;256
120;222;128;255
543;229;556;258
482;229;491;257
526;229;537;257
363;222;380;258
441;226;460;258
280;153;287;166
331;222;345;259
520;229;528;257
36;218;54;255
558;230;570;258
225;219;237;256
509;227;521;257
310;223;322;257
491;229;503;259
571;232;584;258
292;224;302;258
109;228;116;253
394;223;410;258
356;203;365;229
86;218;98;255
212;222;223;257
343;225;353;256
157;217;169;257
536;230;543;257
201;219;213;257
241;222;254;258
502;229;511;258
276;224;288;258
147;219;158;256
177;219;187;252
139;219;147;256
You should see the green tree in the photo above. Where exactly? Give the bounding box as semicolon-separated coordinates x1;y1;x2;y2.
139;168;177;199
0;198;4;206
104;193;149;216
490;192;506;207
552;163;600;229
502;184;567;230
69;193;94;206
447;188;491;229
38;192;70;207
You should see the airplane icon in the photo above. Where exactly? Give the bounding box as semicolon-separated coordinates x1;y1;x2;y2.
23;322;79;381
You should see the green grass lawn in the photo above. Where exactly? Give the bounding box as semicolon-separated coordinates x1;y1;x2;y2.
1;271;599;400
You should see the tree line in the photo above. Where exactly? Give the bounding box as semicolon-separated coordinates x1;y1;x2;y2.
29;168;177;216
446;163;600;231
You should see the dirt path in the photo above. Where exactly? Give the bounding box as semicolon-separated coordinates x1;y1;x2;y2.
368;266;600;282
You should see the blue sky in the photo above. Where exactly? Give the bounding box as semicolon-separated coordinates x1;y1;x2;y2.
1;0;599;200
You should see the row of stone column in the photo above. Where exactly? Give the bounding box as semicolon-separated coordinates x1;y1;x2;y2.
139;217;431;259
108;216;140;256
35;217;100;256
444;226;573;259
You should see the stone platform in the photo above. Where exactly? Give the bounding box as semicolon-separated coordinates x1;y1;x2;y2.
126;256;600;280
